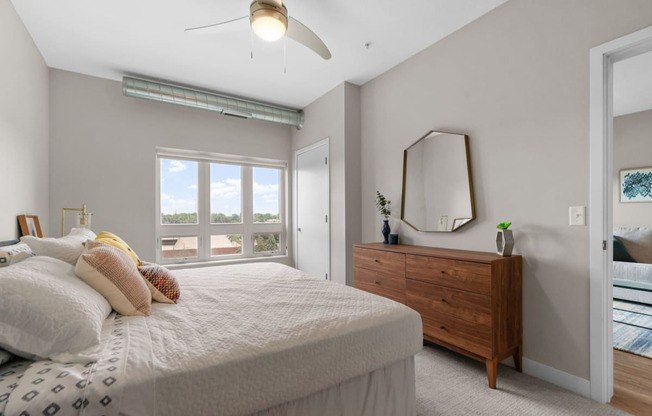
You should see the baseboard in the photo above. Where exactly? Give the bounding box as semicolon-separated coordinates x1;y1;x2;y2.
523;358;591;398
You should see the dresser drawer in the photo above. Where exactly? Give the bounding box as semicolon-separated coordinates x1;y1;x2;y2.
406;279;491;327
354;247;405;277
354;281;405;304
355;267;406;292
421;314;492;358
406;254;491;295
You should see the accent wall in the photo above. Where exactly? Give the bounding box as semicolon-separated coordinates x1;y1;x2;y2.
360;0;652;385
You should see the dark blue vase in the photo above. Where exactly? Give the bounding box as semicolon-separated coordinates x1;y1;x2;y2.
382;220;391;244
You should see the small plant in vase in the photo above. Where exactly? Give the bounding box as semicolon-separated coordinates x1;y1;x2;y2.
496;221;514;256
376;191;392;244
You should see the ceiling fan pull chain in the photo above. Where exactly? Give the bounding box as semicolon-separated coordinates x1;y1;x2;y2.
250;28;254;60
283;37;287;74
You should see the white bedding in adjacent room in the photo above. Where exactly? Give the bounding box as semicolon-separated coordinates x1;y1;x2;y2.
613;261;652;284
613;261;652;304
0;262;422;416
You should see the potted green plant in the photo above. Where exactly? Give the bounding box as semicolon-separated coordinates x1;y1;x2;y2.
496;221;514;256
376;191;392;244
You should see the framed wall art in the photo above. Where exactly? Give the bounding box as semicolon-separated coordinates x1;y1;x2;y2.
620;167;652;203
17;215;43;237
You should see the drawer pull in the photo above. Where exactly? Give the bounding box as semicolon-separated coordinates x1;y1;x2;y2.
439;326;446;330
375;281;380;285
374;259;380;263
441;298;447;303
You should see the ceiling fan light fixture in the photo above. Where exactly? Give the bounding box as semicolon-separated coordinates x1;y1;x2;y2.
250;1;288;42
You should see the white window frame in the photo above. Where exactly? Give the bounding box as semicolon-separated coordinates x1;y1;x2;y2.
155;148;287;264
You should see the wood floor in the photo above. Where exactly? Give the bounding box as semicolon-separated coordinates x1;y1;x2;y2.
610;349;652;415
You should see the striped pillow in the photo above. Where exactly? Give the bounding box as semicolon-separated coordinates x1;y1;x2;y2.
75;241;151;316
138;263;180;304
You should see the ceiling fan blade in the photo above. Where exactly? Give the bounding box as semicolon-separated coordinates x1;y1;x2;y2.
286;17;332;60
184;15;248;34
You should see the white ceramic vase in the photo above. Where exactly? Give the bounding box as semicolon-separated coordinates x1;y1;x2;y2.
496;229;514;257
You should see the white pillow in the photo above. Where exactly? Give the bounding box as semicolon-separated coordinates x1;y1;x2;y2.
0;256;112;361
0;242;33;267
21;228;97;264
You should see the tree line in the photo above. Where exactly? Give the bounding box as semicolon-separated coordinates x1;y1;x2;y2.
161;212;279;224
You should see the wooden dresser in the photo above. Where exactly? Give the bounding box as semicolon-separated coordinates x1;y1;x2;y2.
353;242;522;389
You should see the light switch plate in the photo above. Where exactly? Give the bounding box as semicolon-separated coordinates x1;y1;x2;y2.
569;206;586;226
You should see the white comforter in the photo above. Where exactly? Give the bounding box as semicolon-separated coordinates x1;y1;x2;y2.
2;262;422;416
152;262;422;415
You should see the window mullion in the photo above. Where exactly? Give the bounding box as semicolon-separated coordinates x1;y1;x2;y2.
242;166;253;257
279;168;287;253
155;157;162;263
199;161;210;261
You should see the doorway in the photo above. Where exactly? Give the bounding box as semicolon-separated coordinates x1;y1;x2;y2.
295;138;330;279
589;25;652;403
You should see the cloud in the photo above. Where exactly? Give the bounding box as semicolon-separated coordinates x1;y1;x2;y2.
253;182;279;203
160;192;197;215
168;160;187;173
187;184;198;190
211;178;242;200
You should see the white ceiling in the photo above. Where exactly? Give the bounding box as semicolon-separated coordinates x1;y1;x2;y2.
11;0;509;109
613;50;652;117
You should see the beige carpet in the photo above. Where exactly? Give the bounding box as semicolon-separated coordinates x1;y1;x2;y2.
416;344;628;415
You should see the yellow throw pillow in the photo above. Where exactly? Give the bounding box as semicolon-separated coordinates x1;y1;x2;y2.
95;231;141;266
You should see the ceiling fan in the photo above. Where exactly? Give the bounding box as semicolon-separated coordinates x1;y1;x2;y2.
185;0;332;60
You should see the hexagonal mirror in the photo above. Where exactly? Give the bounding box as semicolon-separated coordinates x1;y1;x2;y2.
401;131;476;232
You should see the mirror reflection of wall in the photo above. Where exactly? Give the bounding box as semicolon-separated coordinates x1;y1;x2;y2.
402;131;475;232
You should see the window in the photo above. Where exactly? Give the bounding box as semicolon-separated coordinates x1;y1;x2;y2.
157;151;286;263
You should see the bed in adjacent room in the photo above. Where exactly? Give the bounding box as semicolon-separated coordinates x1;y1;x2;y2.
0;235;422;416
613;227;652;304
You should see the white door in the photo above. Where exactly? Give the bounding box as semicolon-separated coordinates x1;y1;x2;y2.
295;139;330;279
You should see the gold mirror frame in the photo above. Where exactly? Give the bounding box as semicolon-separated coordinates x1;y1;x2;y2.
401;130;476;232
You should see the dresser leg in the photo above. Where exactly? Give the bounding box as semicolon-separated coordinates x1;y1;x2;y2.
513;346;523;372
485;358;498;389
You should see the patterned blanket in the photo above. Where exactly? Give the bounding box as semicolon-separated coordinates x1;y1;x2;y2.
0;314;153;416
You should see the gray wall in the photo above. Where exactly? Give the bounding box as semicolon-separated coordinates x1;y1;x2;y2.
291;82;361;285
360;0;652;380
343;84;362;284
0;0;49;240
613;109;652;227
49;69;293;263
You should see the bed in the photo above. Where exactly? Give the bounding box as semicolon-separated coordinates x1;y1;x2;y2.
0;238;422;416
613;227;652;304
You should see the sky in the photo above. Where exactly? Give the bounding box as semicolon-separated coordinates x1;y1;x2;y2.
160;159;279;216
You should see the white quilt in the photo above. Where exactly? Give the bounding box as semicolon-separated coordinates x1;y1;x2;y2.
152;262;422;415
1;262;422;416
613;261;652;285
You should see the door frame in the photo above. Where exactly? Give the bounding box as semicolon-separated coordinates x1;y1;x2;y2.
589;25;652;403
293;137;330;278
